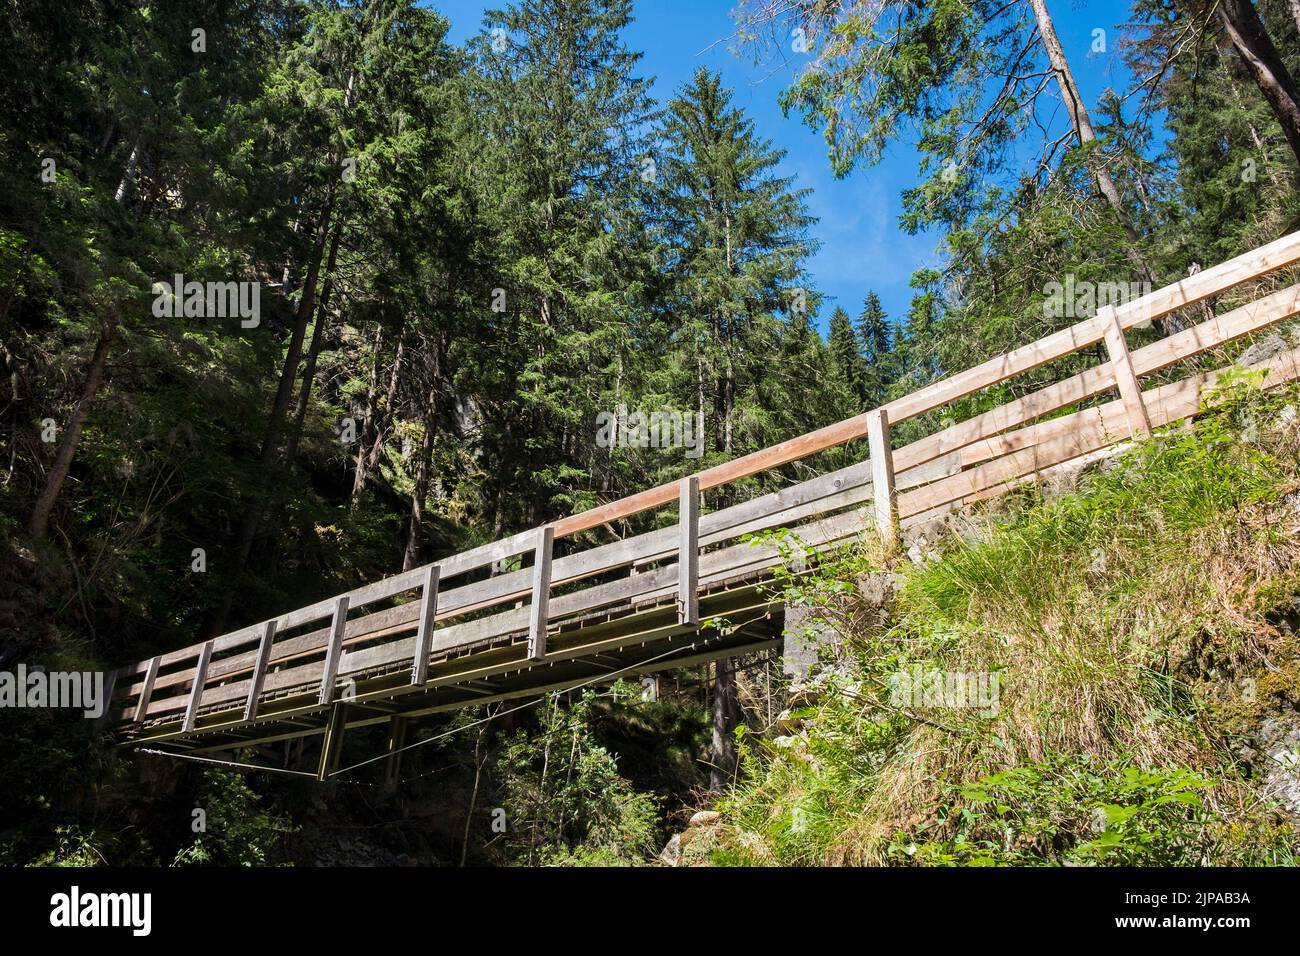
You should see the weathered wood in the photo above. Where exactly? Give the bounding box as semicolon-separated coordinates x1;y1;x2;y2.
135;459;891;703
411;565;440;685
528;526;554;661
1100;305;1152;437
244;620;277;721
133;657;160;723
318;596;350;706
678;476;700;626
183;641;214;733
318;703;348;782
383;715;408;789
97;668;120;729
867;408;899;547
177;508;873;717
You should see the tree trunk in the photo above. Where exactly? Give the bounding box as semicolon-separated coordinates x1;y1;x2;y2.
350;324;384;508
28;136;145;539
402;333;444;571
28;320;117;538
709;658;739;792
285;218;345;463
1216;0;1300;171
114;139;140;204
1028;0;1158;288
351;330;403;509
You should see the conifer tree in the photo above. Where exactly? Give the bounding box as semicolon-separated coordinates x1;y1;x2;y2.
827;305;868;405
857;291;894;407
658;67;817;461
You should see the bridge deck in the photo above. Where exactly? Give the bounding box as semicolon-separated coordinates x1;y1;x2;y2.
107;232;1300;768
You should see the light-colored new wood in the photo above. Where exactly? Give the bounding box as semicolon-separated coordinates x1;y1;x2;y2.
1100;305;1152;437
867;408;898;547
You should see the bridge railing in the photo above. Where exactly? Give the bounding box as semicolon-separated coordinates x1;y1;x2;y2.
108;230;1300;736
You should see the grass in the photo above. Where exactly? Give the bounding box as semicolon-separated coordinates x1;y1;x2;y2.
709;381;1300;866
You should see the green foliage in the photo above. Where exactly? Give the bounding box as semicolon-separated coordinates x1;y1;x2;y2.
495;686;661;866
172;768;295;867
893;758;1219;866
29;827;110;867
8;0;1300;871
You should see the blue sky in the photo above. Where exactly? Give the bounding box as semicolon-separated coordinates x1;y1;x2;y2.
432;0;1139;333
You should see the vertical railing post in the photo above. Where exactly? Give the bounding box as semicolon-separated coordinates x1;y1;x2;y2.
183;641;214;733
133;656;160;724
678;476;700;626
411;565;441;686
318;596;350;706
383;715;408;790
96;667;120;730
318;702;347;782
1100;304;1151;438
528;526;554;662
244;620;277;722
867;408;899;549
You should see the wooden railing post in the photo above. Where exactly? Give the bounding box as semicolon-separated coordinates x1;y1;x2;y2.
244;620;277;722
383;715;408;790
1100;304;1151;438
96;667;120;730
528;526;554;661
183;641;214;733
318;596;350;706
867;408;899;548
678;476;700;626
410;565;441;685
318;702;347;782
133;656;160;724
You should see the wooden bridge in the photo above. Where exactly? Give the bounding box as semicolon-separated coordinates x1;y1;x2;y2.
106;232;1300;779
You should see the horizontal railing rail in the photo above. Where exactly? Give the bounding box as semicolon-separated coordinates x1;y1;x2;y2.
108;230;1300;738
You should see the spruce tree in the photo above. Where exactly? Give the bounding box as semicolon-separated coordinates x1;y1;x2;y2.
658;67;817;461
828;305;868;406
857;291;894;406
466;0;658;531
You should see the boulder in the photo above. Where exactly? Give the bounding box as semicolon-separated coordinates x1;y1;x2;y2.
1239;333;1288;369
689;809;721;828
1257;714;1300;820
658;833;682;867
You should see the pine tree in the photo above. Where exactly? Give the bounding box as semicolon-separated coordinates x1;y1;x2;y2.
901;270;942;389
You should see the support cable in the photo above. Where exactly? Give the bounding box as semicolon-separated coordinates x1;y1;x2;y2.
331;634;729;783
